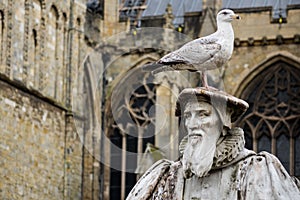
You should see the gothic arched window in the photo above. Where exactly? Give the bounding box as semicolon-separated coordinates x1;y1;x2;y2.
108;68;156;200
71;18;82;106
53;10;65;102
27;0;43;88
239;60;300;177
27;28;38;87
61;12;68;103
45;6;58;97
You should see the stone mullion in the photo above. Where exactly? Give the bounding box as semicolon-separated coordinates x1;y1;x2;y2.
253;135;258;153
55;20;62;100
76;26;83;107
38;17;46;92
0;12;2;67
137;126;143;181
73;23;80;106
34;29;41;88
1;9;8;73
5;0;13;78
62;20;68;104
77;25;82;72
23;1;32;84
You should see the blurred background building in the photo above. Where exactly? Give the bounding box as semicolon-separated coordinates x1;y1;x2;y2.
0;0;300;199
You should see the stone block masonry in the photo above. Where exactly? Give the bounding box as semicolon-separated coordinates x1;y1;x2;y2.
0;78;82;199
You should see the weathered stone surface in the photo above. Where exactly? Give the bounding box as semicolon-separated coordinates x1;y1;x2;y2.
0;80;61;199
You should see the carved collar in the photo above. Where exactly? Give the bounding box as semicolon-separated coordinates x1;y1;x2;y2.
179;127;245;169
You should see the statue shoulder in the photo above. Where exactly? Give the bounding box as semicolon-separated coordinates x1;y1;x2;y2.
126;159;173;200
240;150;290;169
239;150;290;179
238;151;300;199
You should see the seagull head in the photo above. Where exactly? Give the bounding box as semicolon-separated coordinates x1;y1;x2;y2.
217;9;240;23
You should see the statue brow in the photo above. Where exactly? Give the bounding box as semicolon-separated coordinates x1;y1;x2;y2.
184;108;211;114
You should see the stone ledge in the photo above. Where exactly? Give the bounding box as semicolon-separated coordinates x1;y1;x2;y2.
0;73;68;112
234;34;300;47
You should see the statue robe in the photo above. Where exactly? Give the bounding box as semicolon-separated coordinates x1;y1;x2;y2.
127;148;300;200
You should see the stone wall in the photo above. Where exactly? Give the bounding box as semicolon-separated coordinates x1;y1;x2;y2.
0;77;82;199
0;0;104;197
224;10;300;95
225;43;300;95
0;0;90;199
101;0;127;38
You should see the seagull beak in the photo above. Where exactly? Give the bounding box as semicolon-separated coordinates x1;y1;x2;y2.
232;14;241;20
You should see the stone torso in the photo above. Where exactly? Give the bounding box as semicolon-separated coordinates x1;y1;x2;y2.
127;149;300;200
183;164;240;200
127;127;300;200
151;157;244;200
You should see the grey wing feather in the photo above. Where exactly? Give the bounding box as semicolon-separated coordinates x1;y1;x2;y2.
142;63;164;71
142;63;174;74
152;65;174;75
160;37;221;65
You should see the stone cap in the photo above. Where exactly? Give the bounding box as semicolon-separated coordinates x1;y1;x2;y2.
175;87;249;123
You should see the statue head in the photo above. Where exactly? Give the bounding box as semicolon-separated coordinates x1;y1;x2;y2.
183;98;223;146
175;87;248;178
176;87;249;135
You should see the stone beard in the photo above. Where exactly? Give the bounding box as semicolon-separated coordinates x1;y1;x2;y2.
182;133;217;178
181;101;223;179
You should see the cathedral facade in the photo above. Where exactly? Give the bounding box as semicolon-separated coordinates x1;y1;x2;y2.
1;0;300;199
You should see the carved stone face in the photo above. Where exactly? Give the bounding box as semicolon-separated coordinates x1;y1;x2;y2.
184;101;222;146
182;100;223;178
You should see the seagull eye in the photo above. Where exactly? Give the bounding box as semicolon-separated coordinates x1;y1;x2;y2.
222;12;228;15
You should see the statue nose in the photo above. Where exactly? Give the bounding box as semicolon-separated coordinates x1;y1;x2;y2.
188;116;201;129
189;126;199;132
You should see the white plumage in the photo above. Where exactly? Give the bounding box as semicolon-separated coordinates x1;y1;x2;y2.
143;9;240;87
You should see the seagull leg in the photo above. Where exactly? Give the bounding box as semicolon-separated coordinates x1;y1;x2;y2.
201;71;209;88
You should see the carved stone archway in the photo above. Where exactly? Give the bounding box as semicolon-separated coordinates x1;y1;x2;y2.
236;55;300;177
105;62;157;200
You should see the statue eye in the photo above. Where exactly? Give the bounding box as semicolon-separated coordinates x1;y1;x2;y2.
198;110;211;118
184;112;191;119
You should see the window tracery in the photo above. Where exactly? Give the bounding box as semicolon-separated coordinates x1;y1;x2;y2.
109;69;156;199
239;60;300;176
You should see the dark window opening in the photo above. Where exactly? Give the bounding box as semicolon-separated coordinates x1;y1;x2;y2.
238;60;300;177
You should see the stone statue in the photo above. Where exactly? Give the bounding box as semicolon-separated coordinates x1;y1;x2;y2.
127;87;300;200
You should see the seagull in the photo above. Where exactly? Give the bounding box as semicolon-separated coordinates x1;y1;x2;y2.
143;9;240;88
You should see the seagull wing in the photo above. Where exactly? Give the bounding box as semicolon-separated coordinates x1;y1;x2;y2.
159;37;221;65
